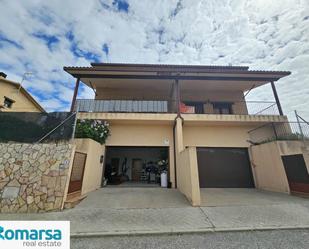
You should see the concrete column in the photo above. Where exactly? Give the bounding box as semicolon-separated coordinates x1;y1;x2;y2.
271;81;283;116
70;78;80;112
174;116;201;206
187;147;201;206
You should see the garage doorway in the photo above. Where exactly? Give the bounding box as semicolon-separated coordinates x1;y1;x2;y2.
197;147;254;188
103;146;169;187
282;154;309;194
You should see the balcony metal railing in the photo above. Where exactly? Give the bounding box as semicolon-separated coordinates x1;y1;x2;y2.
75;99;279;116
244;101;279;115
76;99;170;113
248;121;309;144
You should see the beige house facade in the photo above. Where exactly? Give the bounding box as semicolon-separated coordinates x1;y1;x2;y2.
64;63;309;205
0;72;44;112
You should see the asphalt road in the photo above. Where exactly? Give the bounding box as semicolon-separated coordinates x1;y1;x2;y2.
71;229;309;249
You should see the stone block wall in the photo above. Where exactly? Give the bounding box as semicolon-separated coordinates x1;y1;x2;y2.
0;143;74;213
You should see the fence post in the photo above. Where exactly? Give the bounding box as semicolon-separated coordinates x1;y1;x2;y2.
295;110;304;140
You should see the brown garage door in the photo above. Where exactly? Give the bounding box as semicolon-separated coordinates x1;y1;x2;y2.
197;147;254;188
282;154;309;194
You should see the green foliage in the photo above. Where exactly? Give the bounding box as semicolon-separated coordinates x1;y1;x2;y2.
75;119;110;144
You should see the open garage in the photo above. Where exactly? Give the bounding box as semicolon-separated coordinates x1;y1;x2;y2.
103;146;170;187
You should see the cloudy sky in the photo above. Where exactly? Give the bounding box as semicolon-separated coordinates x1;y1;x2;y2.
0;0;308;119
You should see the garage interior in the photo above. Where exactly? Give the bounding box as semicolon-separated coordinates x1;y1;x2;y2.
103;146;169;187
197;147;255;188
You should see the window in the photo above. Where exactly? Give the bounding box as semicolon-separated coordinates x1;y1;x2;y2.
183;101;204;114
213;102;233;114
3;97;14;108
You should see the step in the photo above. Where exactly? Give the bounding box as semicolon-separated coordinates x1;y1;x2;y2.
64;192;87;209
66;191;82;200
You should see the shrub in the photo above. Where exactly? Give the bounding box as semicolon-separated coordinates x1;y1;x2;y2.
75;119;110;144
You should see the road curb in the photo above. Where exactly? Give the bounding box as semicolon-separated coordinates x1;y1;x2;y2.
70;225;309;238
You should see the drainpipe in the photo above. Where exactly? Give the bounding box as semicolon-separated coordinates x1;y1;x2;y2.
173;119;177;188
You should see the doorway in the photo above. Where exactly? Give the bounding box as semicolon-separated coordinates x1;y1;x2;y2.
68;152;87;193
282;154;309;194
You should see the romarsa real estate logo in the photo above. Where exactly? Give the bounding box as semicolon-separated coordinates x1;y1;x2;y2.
0;221;69;249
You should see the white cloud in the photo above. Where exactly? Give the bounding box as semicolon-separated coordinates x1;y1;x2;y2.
39;99;64;112
0;0;308;120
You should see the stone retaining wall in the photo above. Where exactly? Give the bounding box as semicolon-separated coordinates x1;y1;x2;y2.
0;143;74;213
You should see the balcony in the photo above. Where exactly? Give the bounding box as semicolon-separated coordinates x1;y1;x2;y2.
75;99;280;115
75;99;286;124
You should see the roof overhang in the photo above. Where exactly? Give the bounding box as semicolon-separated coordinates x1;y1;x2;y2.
64;63;291;92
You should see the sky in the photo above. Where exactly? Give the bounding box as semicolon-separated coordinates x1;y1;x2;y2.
0;0;308;120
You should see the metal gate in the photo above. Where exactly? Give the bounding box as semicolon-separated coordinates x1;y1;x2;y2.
68;152;87;193
282;154;309;194
197;147;254;188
